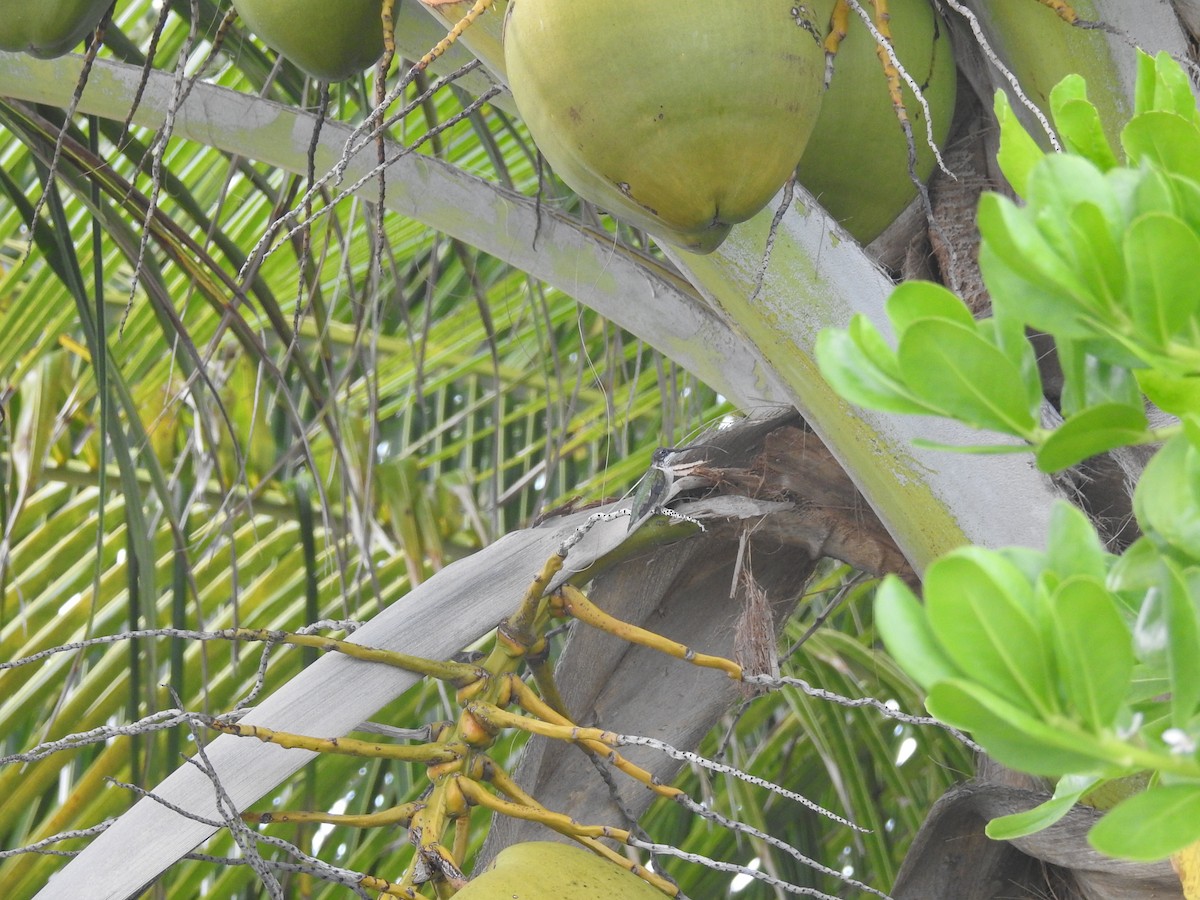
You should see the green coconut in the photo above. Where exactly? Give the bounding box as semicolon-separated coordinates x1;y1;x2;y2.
0;0;111;59
504;0;827;254
232;0;384;82
454;842;664;899
983;0;1122;151
797;0;957;244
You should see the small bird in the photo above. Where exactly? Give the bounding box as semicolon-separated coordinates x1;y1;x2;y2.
627;445;707;533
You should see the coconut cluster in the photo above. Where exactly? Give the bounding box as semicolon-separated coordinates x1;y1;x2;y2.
3;1;954;251
504;0;828;253
504;0;957;252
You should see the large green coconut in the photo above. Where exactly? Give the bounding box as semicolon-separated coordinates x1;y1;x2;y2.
454;842;664;899
232;0;384;82
983;0;1123;151
796;0;957;244
504;0;827;254
0;0;111;59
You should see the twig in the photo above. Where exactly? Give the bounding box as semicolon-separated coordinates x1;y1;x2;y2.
744;672;983;751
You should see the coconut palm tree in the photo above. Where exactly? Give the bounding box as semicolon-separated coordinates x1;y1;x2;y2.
0;1;1193;898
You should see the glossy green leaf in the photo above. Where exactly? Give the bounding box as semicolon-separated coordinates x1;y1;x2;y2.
977;313;1044;410
884;280;975;336
1052;87;1118;170
1077;331;1162;374
1187;415;1200;448
1156;170;1200;239
1130;560;1170;669
850;312;907;382
1124;212;1200;350
874;575;960;691
1027;155;1120;262
897;319;1039;436
1049;575;1134;730
1055;339;1142;417
1046;501;1110;583
1036;402;1152;472
978;194;1096;338
1157;52;1199;121
994;90;1044;198
1135;435;1200;562
1126;666;1172;704
814;325;942;416
998;546;1051;586
1133;165;1182;221
1128;48;1156;118
924;550;1054;715
1135;50;1200;122
1133;49;1156;117
1137;370;1200;419
927;680;1111;776
1113;535;1166;593
986;774;1101;840
1088;784;1200;860
1162;560;1200;726
1122;111;1200;183
1064;201;1124;321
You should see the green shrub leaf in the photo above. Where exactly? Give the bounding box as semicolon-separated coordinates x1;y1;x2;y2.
978;313;1044;409
924;550;1054;715
1046;501;1110;582
1162;560;1200;726
1050;75;1118;170
1089;784;1200;860
885;280;975;336
874;575;960;691
1124;212;1200;350
1123;111;1200;183
927;680;1110;775
978;195;1096;337
814;324;941;416
1129;556;1170;667
986;774;1101;840
1134;50;1200;121
1049;575;1134;730
1036;402;1152;472
1064;201;1124;322
994;90;1044;197
1135;435;1200;562
1027;156;1120;260
1056;339;1142;417
1136;369;1200;418
897;319;1039;436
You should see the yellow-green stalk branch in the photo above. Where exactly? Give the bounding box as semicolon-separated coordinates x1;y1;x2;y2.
551;585;743;679
209;720;463;763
